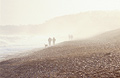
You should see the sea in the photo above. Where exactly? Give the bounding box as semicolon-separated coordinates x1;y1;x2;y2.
0;45;43;62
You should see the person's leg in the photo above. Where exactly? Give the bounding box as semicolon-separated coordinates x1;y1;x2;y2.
49;42;50;46
50;42;51;46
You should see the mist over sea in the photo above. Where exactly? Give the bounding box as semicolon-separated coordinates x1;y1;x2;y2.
0;45;44;61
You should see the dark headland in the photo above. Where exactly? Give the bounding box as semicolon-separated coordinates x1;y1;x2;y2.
0;29;120;78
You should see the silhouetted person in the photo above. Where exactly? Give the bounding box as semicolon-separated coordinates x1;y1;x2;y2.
53;37;56;45
69;35;73;40
69;35;71;40
71;35;73;40
48;37;52;46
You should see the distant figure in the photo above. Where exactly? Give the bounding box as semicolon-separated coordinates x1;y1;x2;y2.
53;37;56;45
69;35;73;40
69;35;71;40
71;35;73;40
48;37;52;46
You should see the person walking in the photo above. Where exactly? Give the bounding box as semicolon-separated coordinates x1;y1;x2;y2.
53;37;56;45
71;35;73;40
69;35;73;40
48;37;52;46
69;35;71;40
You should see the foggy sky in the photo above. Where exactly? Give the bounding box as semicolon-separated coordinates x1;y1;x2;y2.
1;0;120;25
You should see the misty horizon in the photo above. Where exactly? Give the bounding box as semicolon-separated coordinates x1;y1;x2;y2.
0;10;120;26
0;11;120;47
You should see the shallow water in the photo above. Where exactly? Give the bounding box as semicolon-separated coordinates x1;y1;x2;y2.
0;45;42;61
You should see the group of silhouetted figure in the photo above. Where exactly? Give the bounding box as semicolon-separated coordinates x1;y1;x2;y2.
45;35;73;48
45;37;56;48
69;35;73;40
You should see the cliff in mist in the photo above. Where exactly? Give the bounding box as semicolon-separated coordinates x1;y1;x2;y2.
0;11;120;36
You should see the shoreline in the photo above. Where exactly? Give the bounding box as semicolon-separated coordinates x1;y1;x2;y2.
0;46;44;62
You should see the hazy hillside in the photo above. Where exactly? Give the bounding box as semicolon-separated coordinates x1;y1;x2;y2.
0;11;120;37
42;11;120;36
